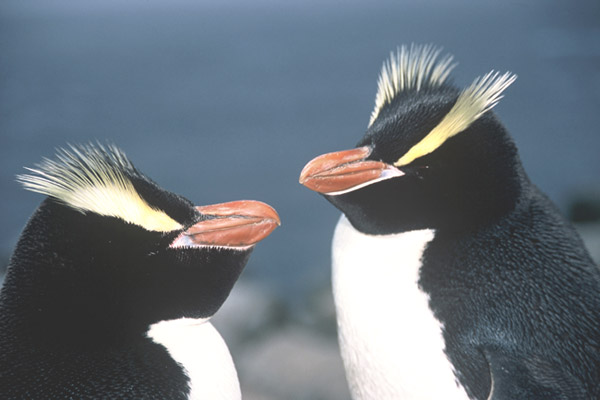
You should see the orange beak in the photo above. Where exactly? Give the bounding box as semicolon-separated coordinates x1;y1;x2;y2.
299;146;403;194
170;200;280;249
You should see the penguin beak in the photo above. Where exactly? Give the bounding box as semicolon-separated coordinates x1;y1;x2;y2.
170;200;280;249
299;146;403;195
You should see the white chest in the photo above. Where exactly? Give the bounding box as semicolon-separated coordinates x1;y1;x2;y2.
332;215;469;400
147;318;241;400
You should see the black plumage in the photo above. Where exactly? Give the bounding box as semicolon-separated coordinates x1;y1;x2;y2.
419;187;600;398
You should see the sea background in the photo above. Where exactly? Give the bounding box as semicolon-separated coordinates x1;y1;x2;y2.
1;1;599;398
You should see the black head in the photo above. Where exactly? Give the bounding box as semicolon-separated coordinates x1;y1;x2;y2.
301;45;525;234
2;144;280;343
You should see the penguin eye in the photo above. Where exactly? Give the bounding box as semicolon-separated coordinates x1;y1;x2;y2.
129;176;198;228
393;72;516;168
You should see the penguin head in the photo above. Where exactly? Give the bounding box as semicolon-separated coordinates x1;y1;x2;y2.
300;45;523;234
9;144;280;338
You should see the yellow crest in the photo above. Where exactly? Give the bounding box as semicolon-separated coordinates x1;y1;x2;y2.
394;71;516;167
369;45;517;167
18;144;183;233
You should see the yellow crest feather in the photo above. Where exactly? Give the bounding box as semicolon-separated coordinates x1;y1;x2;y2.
394;71;517;167
17;144;183;233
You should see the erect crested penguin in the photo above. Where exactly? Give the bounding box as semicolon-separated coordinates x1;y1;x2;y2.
299;44;600;399
0;144;280;399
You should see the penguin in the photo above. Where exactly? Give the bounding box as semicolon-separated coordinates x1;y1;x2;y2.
0;143;280;399
299;44;600;399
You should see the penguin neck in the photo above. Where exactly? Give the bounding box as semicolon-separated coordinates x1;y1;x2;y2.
330;169;527;236
1;255;151;345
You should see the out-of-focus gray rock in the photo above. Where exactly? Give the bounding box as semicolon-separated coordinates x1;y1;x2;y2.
240;390;279;400
570;192;600;263
212;280;350;399
569;192;600;223
237;326;350;400
576;223;600;264
212;281;286;353
297;284;338;338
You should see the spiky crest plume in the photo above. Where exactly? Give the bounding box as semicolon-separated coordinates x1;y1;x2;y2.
17;143;183;232
369;44;457;126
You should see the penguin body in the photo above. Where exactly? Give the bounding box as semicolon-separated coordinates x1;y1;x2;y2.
0;144;279;399
301;45;600;399
415;185;600;399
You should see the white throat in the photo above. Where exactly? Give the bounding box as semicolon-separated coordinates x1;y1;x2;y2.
147;318;241;400
332;215;468;400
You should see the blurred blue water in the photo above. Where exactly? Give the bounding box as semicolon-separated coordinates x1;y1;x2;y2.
1;0;599;303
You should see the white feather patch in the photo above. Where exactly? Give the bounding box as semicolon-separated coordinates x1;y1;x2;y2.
332;215;469;400
147;318;241;400
17;144;182;233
